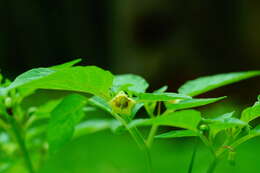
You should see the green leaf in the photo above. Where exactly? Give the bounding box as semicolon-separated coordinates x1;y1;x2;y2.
119;111;201;131
112;74;149;94
154;86;168;93
21;90;76;115
74;119;118;138
156;130;198;139
128;118;152;128
165;96;227;111
6;66;114;99
137;92;191;102
241;103;260;123
204;112;247;138
47;94;87;153
50;59;82;70
232;125;260;148
250;125;260;135
154;110;201;130
178;71;260;96
7;68;56;91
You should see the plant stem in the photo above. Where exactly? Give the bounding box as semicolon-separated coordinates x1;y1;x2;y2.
112;113;152;173
199;134;215;155
147;102;161;148
3;111;35;173
206;157;219;173
128;126;153;173
187;138;198;173
147;124;158;148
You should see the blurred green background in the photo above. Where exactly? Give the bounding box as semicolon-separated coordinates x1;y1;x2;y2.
1;0;260;172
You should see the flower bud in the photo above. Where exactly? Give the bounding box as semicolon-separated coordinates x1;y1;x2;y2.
199;124;209;131
109;91;136;115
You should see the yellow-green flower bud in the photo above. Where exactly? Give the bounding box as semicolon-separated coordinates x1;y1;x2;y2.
109;91;136;115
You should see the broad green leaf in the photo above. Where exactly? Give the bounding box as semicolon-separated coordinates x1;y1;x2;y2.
6;66;114;99
137;92;191;102
6;59;82;91
165;96;227;111
7;68;55;91
156;130;198;139
178;71;260;96
153;110;201;130
47;94;87;153
112;74;149;94
241;103;260;123
50;59;82;70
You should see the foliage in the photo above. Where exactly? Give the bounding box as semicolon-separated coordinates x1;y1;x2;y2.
0;59;260;173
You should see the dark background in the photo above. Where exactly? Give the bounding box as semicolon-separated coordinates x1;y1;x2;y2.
1;0;260;104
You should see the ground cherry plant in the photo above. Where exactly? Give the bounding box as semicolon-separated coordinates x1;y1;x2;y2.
0;59;260;173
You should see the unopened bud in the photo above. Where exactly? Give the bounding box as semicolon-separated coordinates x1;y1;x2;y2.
109;91;136;115
199;124;209;131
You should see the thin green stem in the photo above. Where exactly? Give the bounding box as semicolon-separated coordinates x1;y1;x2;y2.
206;157;219;173
128;126;153;173
3;111;34;173
147;125;158;148
199;134;215;155
147;102;161;148
187;138;198;173
112;113;152;173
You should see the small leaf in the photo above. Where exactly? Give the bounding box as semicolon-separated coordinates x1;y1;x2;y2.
232;125;260;148
112;74;149;94
204;112;247;138
154;110;201;131
178;71;260;96
50;59;82;70
241;103;260;123
47;94;87;153
154;86;168;93
156;130;198;139
165;96;227;111
249;125;260;136
137;92;191;102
